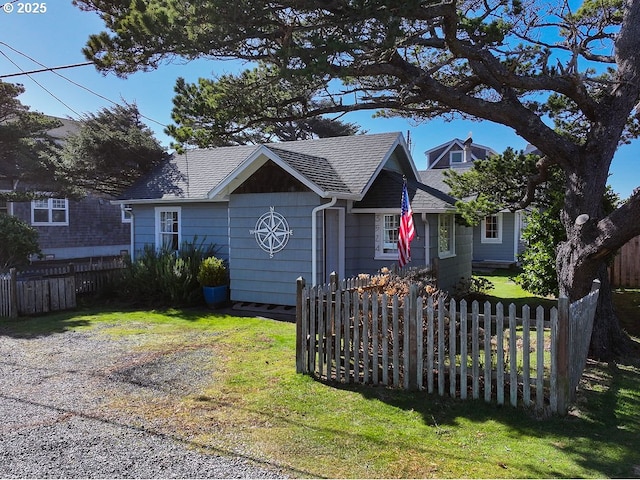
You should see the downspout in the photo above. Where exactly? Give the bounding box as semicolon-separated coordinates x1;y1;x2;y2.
311;197;338;286
421;213;430;269
121;204;135;262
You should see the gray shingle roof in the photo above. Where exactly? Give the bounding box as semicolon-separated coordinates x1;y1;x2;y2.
354;170;458;211
419;169;454;194
120;133;406;201
269;132;402;195
268;147;351;193
120;145;258;200
419;167;476;202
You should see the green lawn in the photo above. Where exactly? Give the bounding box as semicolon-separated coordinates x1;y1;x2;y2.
479;270;640;336
613;289;640;337
474;270;557;312
2;305;639;478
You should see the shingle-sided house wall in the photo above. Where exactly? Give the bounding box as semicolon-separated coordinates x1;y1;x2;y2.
10;194;130;260
117;132;475;306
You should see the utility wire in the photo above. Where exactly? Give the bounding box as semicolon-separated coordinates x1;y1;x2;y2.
0;62;94;78
0;49;81;117
0;42;168;128
0;0;21;9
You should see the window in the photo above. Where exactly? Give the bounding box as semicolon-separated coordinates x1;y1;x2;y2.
155;207;181;251
383;214;400;253
31;198;69;225
374;213;400;260
481;213;503;244
438;214;455;258
449;150;464;165
0;199;8;215
121;204;132;223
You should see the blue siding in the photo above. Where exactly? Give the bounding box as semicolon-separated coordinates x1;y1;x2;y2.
436;224;473;292
345;213;374;276
182;203;229;258
345;213;427;277
229;192;318;306
130;200;475;305
472;212;517;262
131;205;155;256
344;212;471;293
131;203;228;259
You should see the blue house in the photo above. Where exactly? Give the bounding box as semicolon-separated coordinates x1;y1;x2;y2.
115;132;472;306
423;137;526;269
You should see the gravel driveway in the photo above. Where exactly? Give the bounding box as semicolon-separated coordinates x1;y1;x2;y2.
0;325;289;478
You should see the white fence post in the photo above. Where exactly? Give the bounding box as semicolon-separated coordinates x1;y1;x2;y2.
295;276;306;374
9;268;18;319
556;296;571;416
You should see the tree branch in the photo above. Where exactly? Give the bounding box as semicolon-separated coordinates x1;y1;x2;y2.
515;155;559;210
590;188;640;260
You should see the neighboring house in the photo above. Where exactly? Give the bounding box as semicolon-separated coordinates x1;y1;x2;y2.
7;193;130;261
423;137;526;269
115;132;472;307
1;117;130;262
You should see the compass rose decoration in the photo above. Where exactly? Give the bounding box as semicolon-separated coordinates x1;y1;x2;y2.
250;207;293;258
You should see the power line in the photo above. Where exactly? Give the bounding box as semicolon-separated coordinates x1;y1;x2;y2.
0;42;168;128
0;49;81;117
0;1;20;9
0;62;94;79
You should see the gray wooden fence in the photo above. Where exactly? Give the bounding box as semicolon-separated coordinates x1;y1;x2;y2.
0;260;125;318
296;274;600;416
609;235;640;288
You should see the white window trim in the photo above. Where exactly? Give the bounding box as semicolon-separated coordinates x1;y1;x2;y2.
438;213;456;259
31;198;69;226
449;150;464;165
0;196;11;215
121;204;132;223
155;206;181;251
374;213;400;260
481;213;503;244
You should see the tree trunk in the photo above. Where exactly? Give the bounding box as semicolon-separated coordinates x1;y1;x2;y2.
589;264;633;359
556;240;633;360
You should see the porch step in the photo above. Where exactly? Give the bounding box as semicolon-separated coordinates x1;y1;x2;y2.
472;260;517;272
231;302;296;322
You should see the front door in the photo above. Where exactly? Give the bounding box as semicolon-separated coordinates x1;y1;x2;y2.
324;208;345;282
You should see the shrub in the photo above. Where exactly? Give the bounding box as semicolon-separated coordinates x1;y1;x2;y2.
116;238;218;307
0;214;41;269
451;275;495;300
197;256;228;287
359;267;445;303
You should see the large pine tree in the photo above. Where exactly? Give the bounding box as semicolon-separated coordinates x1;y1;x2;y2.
0;81;67;200
74;0;640;357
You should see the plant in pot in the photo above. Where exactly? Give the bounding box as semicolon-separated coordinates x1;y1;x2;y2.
197;256;228;308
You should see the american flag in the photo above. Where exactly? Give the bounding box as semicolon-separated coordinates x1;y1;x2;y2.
398;181;415;268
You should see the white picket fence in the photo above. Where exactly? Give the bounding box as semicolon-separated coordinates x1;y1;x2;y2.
296;275;600;415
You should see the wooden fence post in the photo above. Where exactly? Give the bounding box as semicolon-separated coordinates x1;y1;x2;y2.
556;296;570;415
296;276;306;374
407;284;418;390
9;268;18;319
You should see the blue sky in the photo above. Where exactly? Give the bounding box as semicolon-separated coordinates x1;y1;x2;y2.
1;1;637;199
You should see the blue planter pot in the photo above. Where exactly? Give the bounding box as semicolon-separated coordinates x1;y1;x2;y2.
203;285;228;308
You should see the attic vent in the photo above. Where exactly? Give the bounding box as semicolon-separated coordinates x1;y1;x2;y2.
234;160;309;193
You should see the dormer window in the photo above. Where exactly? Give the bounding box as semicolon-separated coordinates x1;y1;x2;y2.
449;150;464;165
